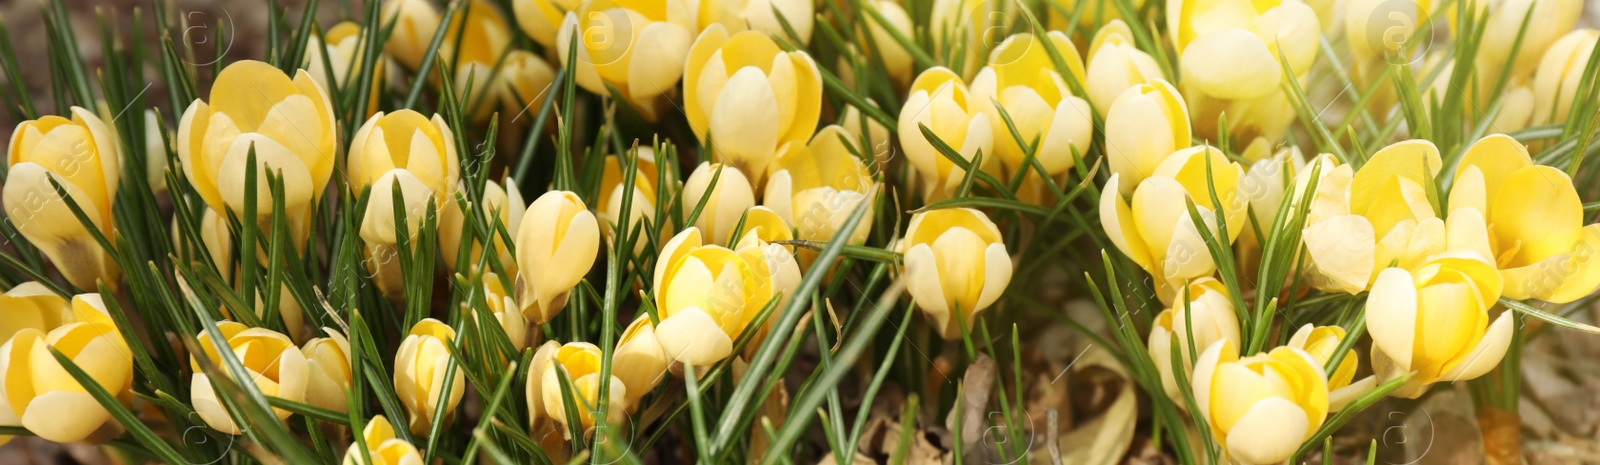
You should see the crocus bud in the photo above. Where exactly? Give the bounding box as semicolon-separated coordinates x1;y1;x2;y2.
599;150;661;256
1367;253;1512;398
613;316;668;410
1103;80;1191;193
177;60;336;250
144;109;172;196
898;67;996;201
765;125;876;270
472;273;529;351
539;342;628;435
394;319;465;436
1475;0;1582;82
1448;134;1600;303
1170;0;1319;143
512;0;578;48
514;191;600;323
681;162;757;247
303;328;353;413
858;0;914;87
684;26;823;185
342;415;423;465
558;0;696;120
349;110;460;301
1191;340;1327;465
699;0;815;45
4;107;123;291
1085;20;1164;113
1147;278;1240;404
0;293;131;443
441;0;514;121
1531;29;1598;127
381;0;442;70
440;178;525;276
1100;146;1245;303
969;32;1092;177
305;22;384;117
652;227;775;367
899;208;1012;340
191;322;308;435
495;50;557;119
525;341;561;429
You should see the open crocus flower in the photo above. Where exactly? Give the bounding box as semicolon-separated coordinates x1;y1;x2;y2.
652;227;775;367
685;26;823;186
1192;340;1328;465
0;292;131;443
765;125;876;269
599;149;661;255
1448;134;1600;303
305;22;383;118
191;322;308;435
613;315;668;410
514;191;600;323
539;342;628;435
1085;20;1165;114
559;0;696;121
898;67;997;201
899;208;1012;340
1367;253;1512;398
440;177;524;276
681;162;757;247
1103;80;1190;193
1167;0;1319;144
4;107;123;291
1530;29;1598;127
394;319;466;436
349;110;460;301
381;0;442;70
343;415;423;465
969;32;1093;178
177;60;336;250
1301;140;1459;294
1148;278;1240;404
699;0;814;45
302;328;353;413
1285;324;1374;410
1100;146;1246;303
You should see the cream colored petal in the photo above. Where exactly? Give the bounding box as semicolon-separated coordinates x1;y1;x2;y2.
975;243;1012;312
19;391;112;443
1179;29;1280;100
627;23;692;100
709;68;782;176
1439;311;1513;382
904;243;951;335
1099;175;1153;268
654;307;735;366
1330;375;1377;411
1224;397;1309;465
1366;267;1417;374
1303;215;1376;294
191;374;243;435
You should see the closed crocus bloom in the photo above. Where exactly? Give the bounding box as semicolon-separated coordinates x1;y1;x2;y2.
1169;0;1318;143
1147;278;1240;404
302;328;353;413
525;341;561;429
1101;146;1246;302
442;0;514;121
349;110;460;300
599;150;660;255
1285;324;1374;410
613;316;668;409
840;102;892;169
512;0;579;48
699;0;814;45
177;60;336;248
343;415;423;465
685;26;823;185
514;191;600;323
0;283;69;446
898;67;996;200
6;107;123;291
765;125;876;268
652;227;775;366
1473;0;1581;82
1366;253;1511;398
1531;29;1598;127
0;293;131;443
144;109;172;195
495;50;557;118
472;273;529;350
1448;134;1600;303
1103;80;1191;193
440;178;525;276
682;162;757;247
1301;140;1453;294
381;0;442;70
394;319;466;435
1085;20;1165;114
969;32;1092;176
1192;340;1328;465
559;0;696;121
899;208;1011;340
191;322;308;435
540;343;627;434
305;22;383;117
929;0;996;80
858;0;914;87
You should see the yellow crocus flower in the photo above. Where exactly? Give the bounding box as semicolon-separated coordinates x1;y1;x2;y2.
393;319;465;436
343;415;423;465
559;0;697;121
1085;20;1165;114
0;292;131;443
514;191;600;323
1192;340;1328;465
681;162;757;247
1103;79;1191;193
538;342;628;435
191;322;308;435
897;67;997;201
3;107;123;291
348;110;460;301
764;125;876;270
899;208;1012;340
613;315;668;410
1148;278;1240;404
684;26;823;187
652;227;775;367
969;32;1092;177
302;328;353;413
1100;146;1246;303
439;177;525;276
1366;253;1512;398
